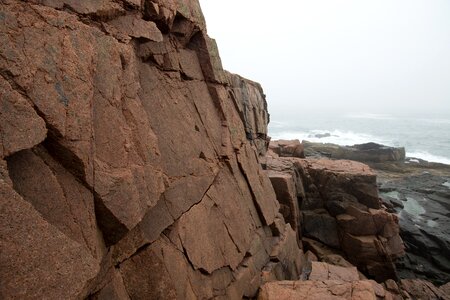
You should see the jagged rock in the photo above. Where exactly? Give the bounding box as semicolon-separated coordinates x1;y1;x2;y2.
400;279;449;300
143;0;177;32
29;0;125;17
270;139;305;158
0;173;99;299
189;32;226;83
341;233;403;281
302;210;340;248
0;78;47;158
263;156;306;201
88;257;131;300
337;206;378;236
237;143;280;226
266;170;300;240
299;158;404;280
264;149;405;282
309;262;359;282
106;14;163;42
258;280;384;300
302;158;381;209
303;237;346;261
228;74;271;156
440;282;450;297
119;241;179;299
7;148;105;259
268;225;304;281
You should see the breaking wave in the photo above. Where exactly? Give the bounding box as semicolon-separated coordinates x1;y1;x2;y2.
406;151;450;165
272;129;390;147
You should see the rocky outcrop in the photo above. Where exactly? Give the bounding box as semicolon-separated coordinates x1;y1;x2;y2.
258;280;388;300
228;73;270;157
0;1;299;299
262;139;450;299
259;242;449;299
269;139;305;158
399;279;448;299
303;141;406;163
264;151;405;282
258;278;450;300
300;137;450;287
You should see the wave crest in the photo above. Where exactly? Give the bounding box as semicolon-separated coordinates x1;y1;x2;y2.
272;129;389;147
406;151;450;165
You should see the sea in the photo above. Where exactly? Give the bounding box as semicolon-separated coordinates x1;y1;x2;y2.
269;112;450;165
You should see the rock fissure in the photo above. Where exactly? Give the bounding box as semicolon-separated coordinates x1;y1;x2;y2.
236;155;267;227
38;149;95;254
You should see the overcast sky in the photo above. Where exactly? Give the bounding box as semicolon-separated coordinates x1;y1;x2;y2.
199;0;450;119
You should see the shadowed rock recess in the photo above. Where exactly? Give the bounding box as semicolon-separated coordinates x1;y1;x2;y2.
1;1;449;300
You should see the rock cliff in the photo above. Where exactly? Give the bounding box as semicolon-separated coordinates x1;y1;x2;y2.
0;1;294;299
2;1;449;300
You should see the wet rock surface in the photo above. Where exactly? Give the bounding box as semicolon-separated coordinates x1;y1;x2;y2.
380;172;450;285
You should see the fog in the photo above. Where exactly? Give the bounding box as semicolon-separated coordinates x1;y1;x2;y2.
199;0;450;120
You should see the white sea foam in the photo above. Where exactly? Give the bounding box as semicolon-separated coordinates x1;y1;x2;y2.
406;151;450;165
382;191;400;200
404;197;426;216
272;129;389;147
407;158;420;163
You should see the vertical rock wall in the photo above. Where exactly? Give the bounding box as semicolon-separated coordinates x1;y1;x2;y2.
0;1;300;299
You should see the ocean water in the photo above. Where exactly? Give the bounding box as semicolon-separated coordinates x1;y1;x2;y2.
269;112;450;165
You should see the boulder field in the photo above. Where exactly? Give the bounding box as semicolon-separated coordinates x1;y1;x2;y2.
1;0;449;299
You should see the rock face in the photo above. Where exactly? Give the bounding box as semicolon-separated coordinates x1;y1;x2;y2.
264;151;405;282
0;1;299;299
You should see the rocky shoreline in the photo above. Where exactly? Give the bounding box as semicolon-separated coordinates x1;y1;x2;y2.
302;140;450;284
1;0;449;299
303;140;450;286
260;139;450;298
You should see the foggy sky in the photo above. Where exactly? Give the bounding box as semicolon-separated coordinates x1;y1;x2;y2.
199;0;450;120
